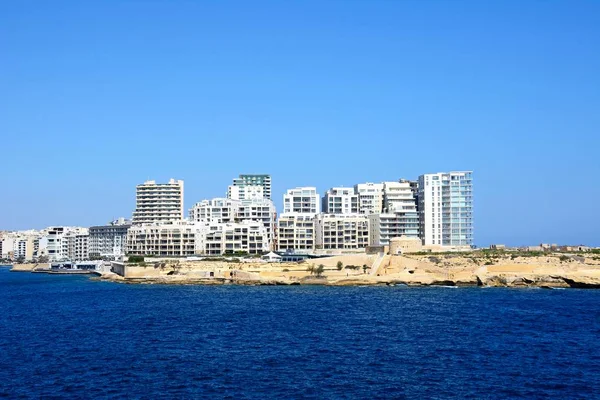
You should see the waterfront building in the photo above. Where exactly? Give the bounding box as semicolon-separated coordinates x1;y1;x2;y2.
89;219;131;260
383;180;418;213
189;198;241;224
228;174;271;200
277;214;315;252
283;187;320;215
322;187;359;215
227;185;264;201
63;229;90;261
418;171;473;246
314;214;369;250
368;212;420;246
238;198;277;250
132;179;184;225
195;220;268;255
354;183;384;215
126;221;197;257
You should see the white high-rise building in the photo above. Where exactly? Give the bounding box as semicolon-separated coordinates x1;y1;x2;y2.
354;183;384;214
418;171;473;247
238;198;277;251
314;214;370;250
132;179;184;225
283;187;320;215
322;187;359;215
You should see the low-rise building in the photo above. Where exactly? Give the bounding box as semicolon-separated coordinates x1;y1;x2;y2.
195;220;268;255
368;211;419;246
89;219;131;260
126;221;197;257
314;214;369;250
277;214;315;252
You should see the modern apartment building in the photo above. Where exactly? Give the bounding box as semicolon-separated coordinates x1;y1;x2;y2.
227;185;264;201
383;180;418;213
46;227;66;261
418;171;473;247
314;214;370;250
126;221;197;257
283;187;320;214
354;183;384;214
132;179;184;225
195;220;268;255
277;214;315;252
89;219;131;259
228;174;271;200
63;229;90;261
238;198;277;250
189;198;241;224
322;187;359;215
368;212;420;246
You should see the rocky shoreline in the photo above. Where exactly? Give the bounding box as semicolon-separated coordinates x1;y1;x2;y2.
13;252;600;289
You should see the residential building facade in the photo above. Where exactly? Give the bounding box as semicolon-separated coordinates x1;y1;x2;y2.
126;221;197;257
283;187;320;214
277;214;315;252
195;220;269;255
314;214;370;250
418;171;473;246
322;187;359;215
228;174;272;200
354;183;384;214
132;179;184;224
89;219;131;259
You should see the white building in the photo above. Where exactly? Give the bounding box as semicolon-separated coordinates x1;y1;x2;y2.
418;171;473;247
126;221;197;257
132;179;184;225
238;198;277;251
189;198;241;224
283;187;320;215
89;219;131;260
228;174;272;200
368;212;420;246
277;214;315;252
63;228;90;261
354;183;384;214
314;214;369;250
227;185;264;201
322;187;359;215
195;220;269;255
383;180;417;213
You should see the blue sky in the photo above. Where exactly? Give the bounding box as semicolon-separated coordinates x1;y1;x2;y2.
1;1;599;246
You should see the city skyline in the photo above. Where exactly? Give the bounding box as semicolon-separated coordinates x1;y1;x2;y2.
2;2;599;247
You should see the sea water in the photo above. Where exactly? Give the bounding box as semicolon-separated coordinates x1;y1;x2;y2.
0;267;599;398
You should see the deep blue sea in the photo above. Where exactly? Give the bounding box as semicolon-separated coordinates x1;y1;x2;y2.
1;267;599;399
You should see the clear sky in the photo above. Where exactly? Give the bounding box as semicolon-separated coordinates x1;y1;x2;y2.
1;1;599;246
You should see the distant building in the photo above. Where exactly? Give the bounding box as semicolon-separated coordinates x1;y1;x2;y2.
132;179;184;225
227;185;264;201
195;220;269;255
277;214;315;252
126;221;197;257
89;219;131;259
368;211;419;247
189;198;241;224
354;183;384;214
283;187;320;215
314;214;369;250
228;174;271;200
418;171;473;247
322;187;359;215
